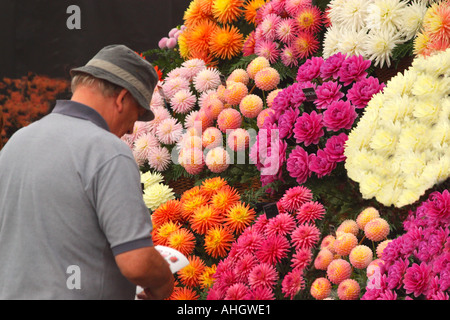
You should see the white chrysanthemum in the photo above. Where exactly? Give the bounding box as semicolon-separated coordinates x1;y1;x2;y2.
364;28;404;67
143;183;175;211
338;0;374;31
337;27;369;57
413;97;441;125
147;146;171;172
382;69;417;98
141;171;164;189
322;25;343;58
327;0;347;26
398;0;427;40
193;68;222;93
365;0;408;32
181;58;206;81
170;89;197;114
156;117;184;145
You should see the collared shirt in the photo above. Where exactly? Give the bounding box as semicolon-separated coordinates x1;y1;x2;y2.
0;100;153;299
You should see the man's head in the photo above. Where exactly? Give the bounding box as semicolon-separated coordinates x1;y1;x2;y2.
70;45;158;136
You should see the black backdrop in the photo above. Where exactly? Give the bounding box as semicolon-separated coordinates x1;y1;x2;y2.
0;0;191;79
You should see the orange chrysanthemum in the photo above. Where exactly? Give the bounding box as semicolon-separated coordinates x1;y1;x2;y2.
199;264;217;289
224;202;256;234
200;177;228;198
187;19;219;54
243;0;267;25
337;279;360;300
152;221;181;246
204;225;235;258
326;258;352;285
190;204;223;235
169;286;200;300
364;218;390;242
310;277;332;300
181;186;202;203
184;0;211;28
181;193;210;222
198;0;215;16
167;228;196;256
212;0;244;24
178;255;206;287
210;185;241;214
151;199;183;227
209;24;244;60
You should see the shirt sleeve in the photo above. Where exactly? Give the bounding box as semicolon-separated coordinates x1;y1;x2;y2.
86;154;154;256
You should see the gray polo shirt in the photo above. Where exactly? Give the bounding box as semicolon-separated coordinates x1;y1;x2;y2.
0;100;153;299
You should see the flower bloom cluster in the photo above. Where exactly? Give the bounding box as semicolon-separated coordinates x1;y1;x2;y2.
150;177;257;300
414;0;450;56
310;207;392;300
323;0;431;67
159;25;187;50
243;0;325;67
141;171;175;211
362;189;450;300
251;53;384;188
207;186;326;300
344;48;450;208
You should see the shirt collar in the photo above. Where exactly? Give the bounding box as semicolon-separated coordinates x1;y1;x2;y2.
52;100;110;132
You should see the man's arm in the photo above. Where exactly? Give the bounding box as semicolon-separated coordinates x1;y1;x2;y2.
115;246;174;300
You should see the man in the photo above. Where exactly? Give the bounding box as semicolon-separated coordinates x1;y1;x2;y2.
0;45;174;299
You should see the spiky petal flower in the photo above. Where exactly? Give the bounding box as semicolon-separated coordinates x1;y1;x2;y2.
190;205;223;235
279;186;314;213
248;263;279;290
292;31;320;59
167;228;196;256
178;255;206;287
204;225;235;258
212;0;244;24
281;268;305;300
209;24;244;60
291;223;321;250
256;234;290;264
255;39;280;64
193;68;222;93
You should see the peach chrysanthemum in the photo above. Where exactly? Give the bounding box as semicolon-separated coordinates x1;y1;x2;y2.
152;221;180;246
326;258;352;285
210;185;241;214
310;277;332;300
179;147;204;175
320;235;336;253
224;81;249;106
295;5;323;33
337;279;360;300
246;56;270;79
178;255;206;287
205;146;230;173
314;248;334;270
256;107;275;128
202;97;225;120
292;31;319;59
194;109;214;132
151;199;183;227
240;94;263;118
224;202;256;234
202;126;224;149
200;177;228;198
356;207;380;230
190;204;223;235
336;219;359;236
212;0;244;24
244;0;267;25
209;24;244;60
199;264;217;289
167;228;196;256
181;193;210;222
349;245;373;269
217;108;243;132
423;1;450;43
376;239;392;259
169;286;200;300
204;225;235;258
227;128;250;152
266;89;282;108
227;68;250;85
334;232;358;256
364;218;390;242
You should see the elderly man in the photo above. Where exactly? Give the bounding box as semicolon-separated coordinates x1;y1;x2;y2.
0;45;174;299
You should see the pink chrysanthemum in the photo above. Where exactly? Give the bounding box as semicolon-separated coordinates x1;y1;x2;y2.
227;128;250;152
259;13;282;41
240;94;264;118
256;234;290;265
403;262;432;297
233;228;264;256
281;45;300;67
276;18;299;44
184;110;200;129
217;108;243;133
234;254;258;283
162;77;190;100
181;58;207;81
246;286;275;300
291;248;312;270
254;67;281;91
147;146;171;172
248;263;279;290
279;186;313;213
281;268;305;300
293;111;324;146
193;68;222;93
170;89;197;114
264;213;297;237
296;201;326;224
295;5;323;34
315;81;345;109
205;146;230;173
292;31;319;59
156;117;184;145
224;283;249;300
243;31;257;56
255;39;280;64
285;0;312;17
291;223;321;250
133;133;160;163
148;106;171;134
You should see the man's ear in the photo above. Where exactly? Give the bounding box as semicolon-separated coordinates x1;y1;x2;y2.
114;89;129;113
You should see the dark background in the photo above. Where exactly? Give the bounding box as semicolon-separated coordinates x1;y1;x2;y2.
0;0;191;80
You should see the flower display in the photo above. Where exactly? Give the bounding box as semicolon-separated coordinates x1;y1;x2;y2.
207;185;325;300
251;53;385;190
323;0;433;67
344;48;450;207
362;189;450;300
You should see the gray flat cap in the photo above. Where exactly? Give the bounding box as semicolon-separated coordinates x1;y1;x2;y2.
71;44;157;121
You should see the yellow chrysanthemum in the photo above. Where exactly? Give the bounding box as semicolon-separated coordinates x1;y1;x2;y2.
178;255;206;287
152;221;181;246
209;24;244;60
200;177;228;198
199;264;217;289
243;0;267;24
212;0;244;24
167;228;196;256
224;202;256;234
204;225;235;258
190;204;223;235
